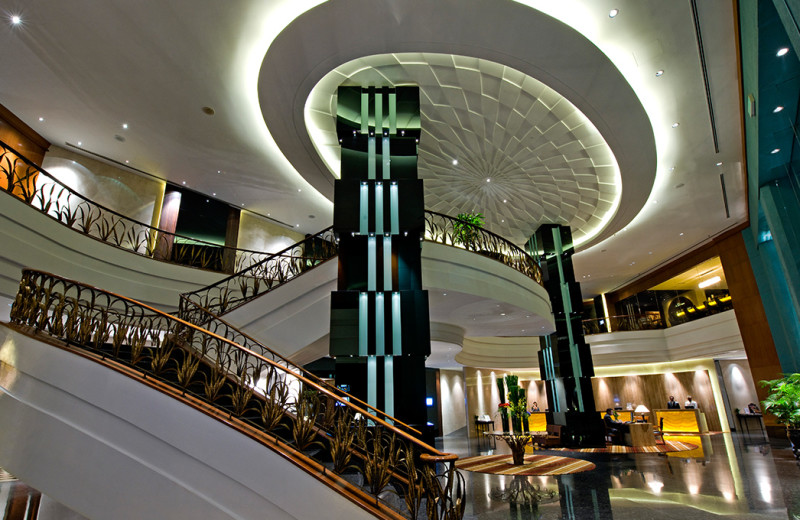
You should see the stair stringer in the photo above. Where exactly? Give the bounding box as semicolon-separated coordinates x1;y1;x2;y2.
0;326;377;520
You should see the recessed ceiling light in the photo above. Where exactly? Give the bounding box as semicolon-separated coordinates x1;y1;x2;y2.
716;162;723;166
777;47;790;57
501;219;505;222
500;313;506;316
452;159;458;165
297;188;302;192
296;224;300;227
201;106;215;116
212;192;216;196
486;178;491;182
122;123;128;129
182;181;186;185
771;148;781;154
671;122;680;128
679;232;684;236
10;15;21;25
652;200;658;204
125;160;129;164
503;199;507;203
609;9;619;18
38;117;44;122
77;141;82;146
774;106;784;113
655;70;664;77
668;166;675;172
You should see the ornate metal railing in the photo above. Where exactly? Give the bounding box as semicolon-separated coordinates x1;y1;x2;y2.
178;227;338;321
424;211;542;285
10;269;465;520
0;139;276;274
181;211;543;322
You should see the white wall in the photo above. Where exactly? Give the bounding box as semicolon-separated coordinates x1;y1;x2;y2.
719;359;760;415
237;211;305;254
41;146;165;228
439;369;467;436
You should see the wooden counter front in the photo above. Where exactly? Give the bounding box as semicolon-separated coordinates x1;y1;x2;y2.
654;409;708;433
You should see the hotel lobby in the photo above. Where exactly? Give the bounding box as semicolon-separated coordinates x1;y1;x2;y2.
1;1;800;519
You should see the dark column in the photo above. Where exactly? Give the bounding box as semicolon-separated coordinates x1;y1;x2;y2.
527;224;604;447
329;87;429;432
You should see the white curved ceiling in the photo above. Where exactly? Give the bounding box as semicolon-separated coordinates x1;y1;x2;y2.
0;0;746;298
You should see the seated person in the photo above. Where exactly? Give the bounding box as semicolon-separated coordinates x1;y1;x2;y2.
667;395;681;409
604;408;630;443
684;396;698;409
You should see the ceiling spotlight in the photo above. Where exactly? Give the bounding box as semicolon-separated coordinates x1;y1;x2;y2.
452;159;458;166
77;141;82;146
212;192;216;196
655;70;664;77
503;199;507;203
486;178;491;182
38;117;44;122
671;122;680;128
771;148;781;154
609;9;619;18
698;275;721;288
182;181;186;185
716;162;723;166
10;15;21;25
679;232;684;236
297;188;302;192
777;47;790;57
774;106;784;113
122;123;128;129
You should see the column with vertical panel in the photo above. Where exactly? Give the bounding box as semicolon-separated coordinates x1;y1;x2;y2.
330;87;429;432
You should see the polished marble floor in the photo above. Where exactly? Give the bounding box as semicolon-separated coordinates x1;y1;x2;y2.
436;431;800;519
1;432;798;519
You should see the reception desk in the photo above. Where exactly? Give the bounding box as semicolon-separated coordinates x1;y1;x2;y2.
528;412;547;432
655;409;708;433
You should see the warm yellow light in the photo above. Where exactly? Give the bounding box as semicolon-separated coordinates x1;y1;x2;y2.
698;276;721;288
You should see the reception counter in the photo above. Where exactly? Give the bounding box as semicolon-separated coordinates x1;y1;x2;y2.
527;411;547;432
654;409;708;433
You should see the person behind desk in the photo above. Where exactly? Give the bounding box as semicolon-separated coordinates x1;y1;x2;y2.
604;408;630;443
531;401;540;412
684;396;698;409
667;395;681;409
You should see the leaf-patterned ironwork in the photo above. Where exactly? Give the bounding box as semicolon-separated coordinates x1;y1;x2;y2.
9;269;465;520
0;139;281;274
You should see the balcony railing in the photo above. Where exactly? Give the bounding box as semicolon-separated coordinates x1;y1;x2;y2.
0;139;274;273
424;211;543;285
10;269;465;520
2;140;542;292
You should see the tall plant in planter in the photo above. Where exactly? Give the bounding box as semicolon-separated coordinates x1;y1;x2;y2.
761;373;800;459
496;377;510;432
505;375;529;434
453;212;484;249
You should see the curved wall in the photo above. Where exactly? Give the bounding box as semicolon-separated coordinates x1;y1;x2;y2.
0;326;375;520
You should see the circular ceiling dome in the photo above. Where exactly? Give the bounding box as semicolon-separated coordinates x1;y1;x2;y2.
258;0;656;249
305;53;621;247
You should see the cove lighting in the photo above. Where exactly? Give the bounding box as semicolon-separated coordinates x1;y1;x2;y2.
777;47;790;57
698;275;721;288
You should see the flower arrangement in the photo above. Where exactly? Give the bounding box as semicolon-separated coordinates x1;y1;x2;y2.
497;374;529;433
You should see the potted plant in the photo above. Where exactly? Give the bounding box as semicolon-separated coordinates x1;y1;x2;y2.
761;373;800;459
453;212;484;249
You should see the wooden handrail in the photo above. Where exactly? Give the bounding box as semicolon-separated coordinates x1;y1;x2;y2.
18;268;452;459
